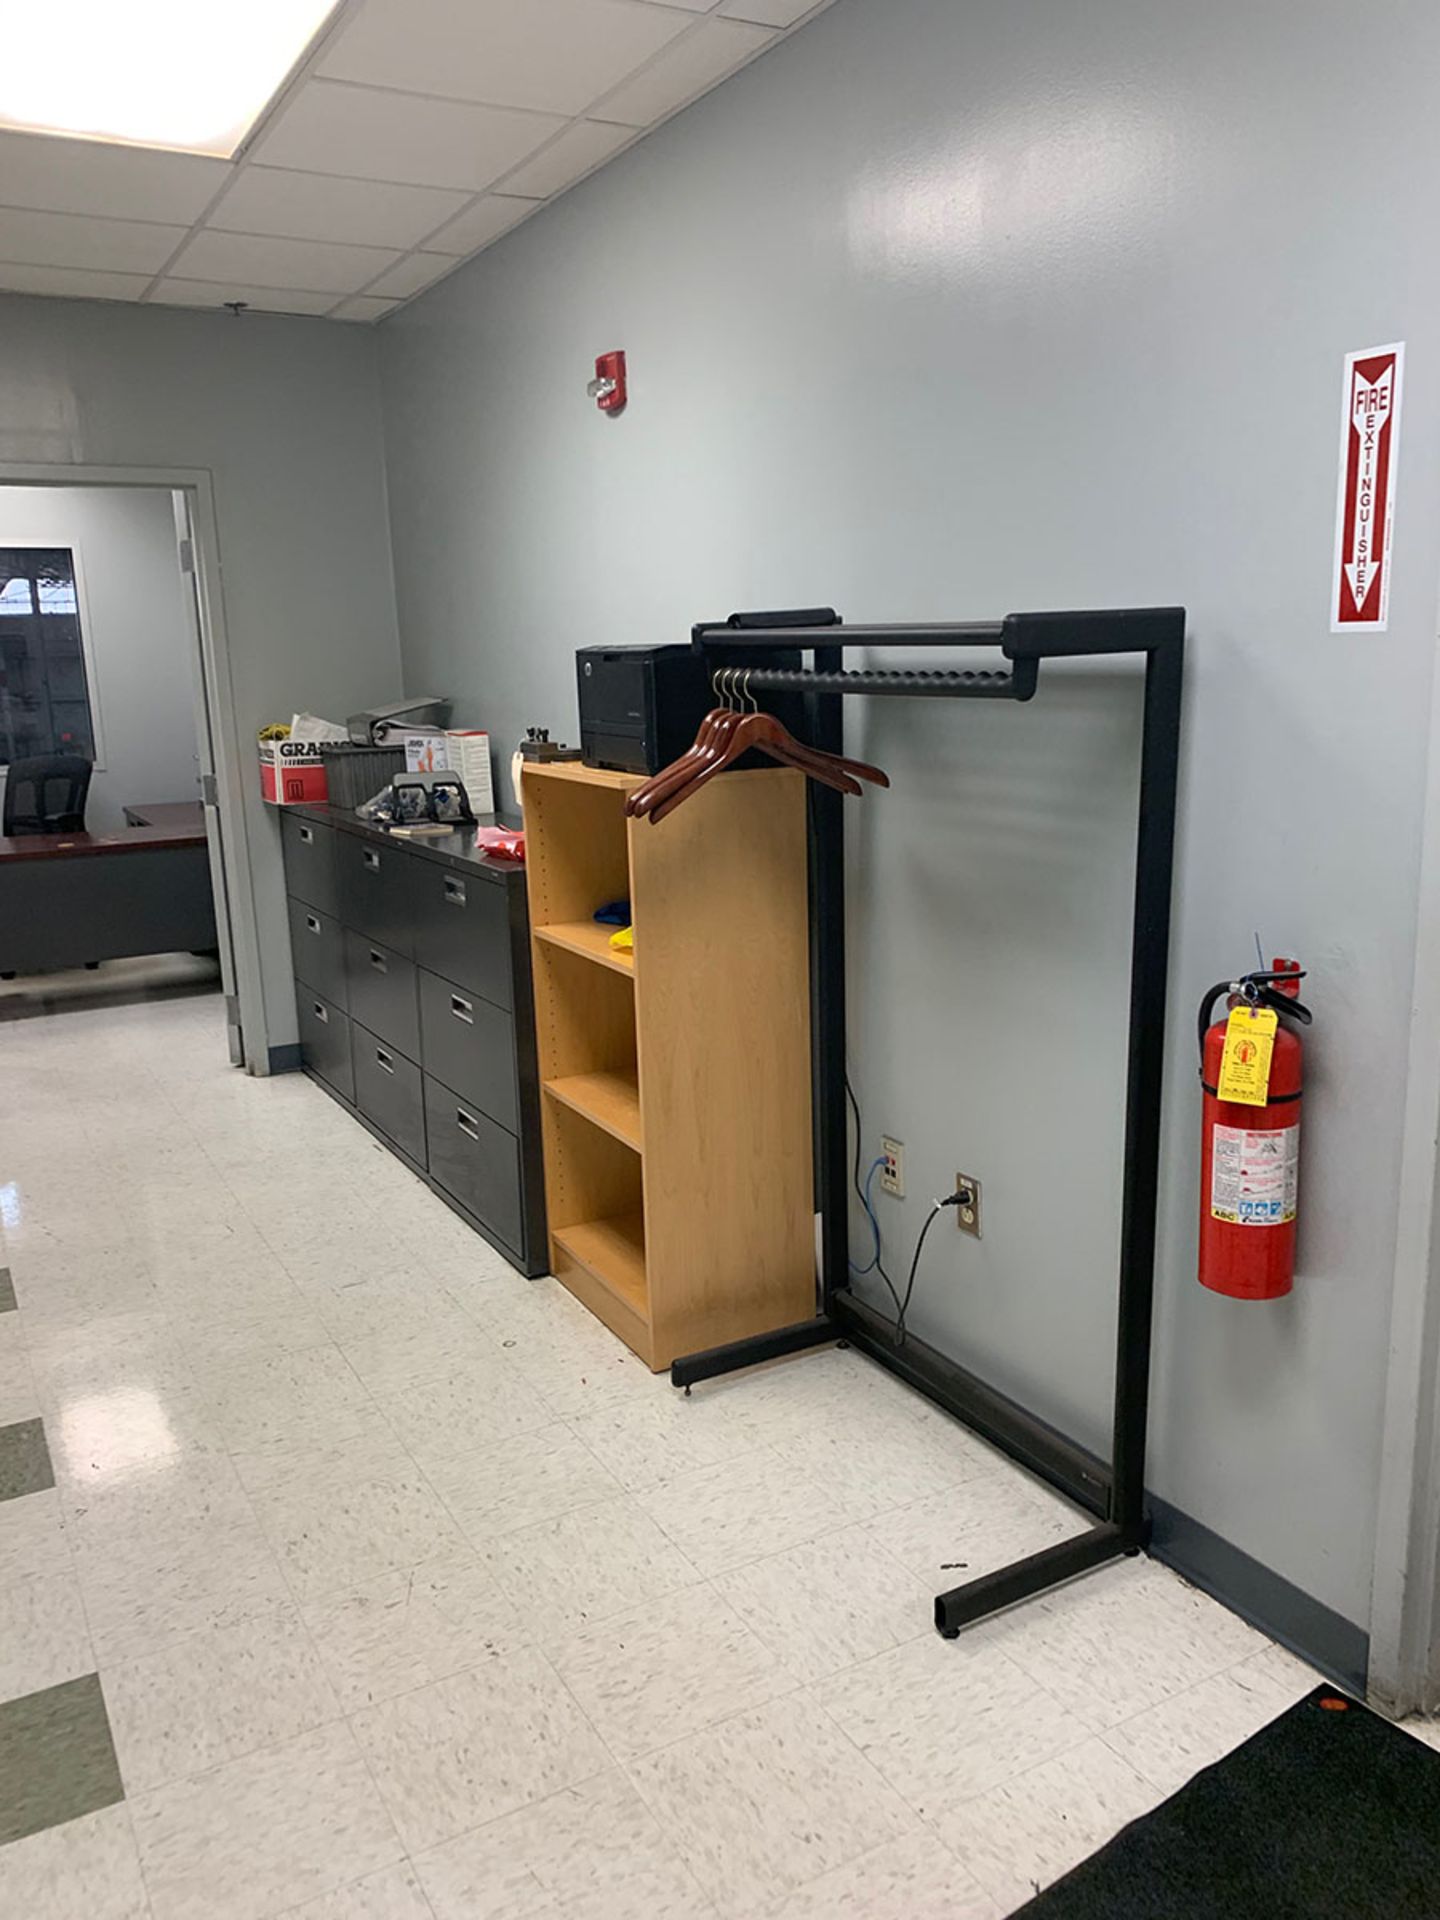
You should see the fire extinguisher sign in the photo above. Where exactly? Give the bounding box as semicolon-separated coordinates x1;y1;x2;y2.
1331;341;1404;632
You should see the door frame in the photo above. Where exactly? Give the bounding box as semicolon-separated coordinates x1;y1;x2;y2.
0;460;265;1071
1371;625;1440;1719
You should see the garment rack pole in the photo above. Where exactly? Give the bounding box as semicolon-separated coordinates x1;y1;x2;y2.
669;605;1186;1640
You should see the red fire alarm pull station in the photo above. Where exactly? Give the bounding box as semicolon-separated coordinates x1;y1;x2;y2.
588;350;627;414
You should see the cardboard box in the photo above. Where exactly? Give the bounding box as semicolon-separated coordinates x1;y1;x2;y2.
260;738;328;806
404;731;448;774
444;730;494;814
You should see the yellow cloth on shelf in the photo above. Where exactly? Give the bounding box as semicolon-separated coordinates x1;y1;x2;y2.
609;926;634;952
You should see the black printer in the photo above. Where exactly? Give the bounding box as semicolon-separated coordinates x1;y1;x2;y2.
577;643;804;774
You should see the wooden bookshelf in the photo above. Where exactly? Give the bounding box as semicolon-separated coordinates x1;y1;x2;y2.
522;759;815;1370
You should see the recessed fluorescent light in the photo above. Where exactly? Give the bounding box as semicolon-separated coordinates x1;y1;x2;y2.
0;0;339;158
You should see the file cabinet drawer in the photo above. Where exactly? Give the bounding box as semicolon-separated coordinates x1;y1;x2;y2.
417;968;517;1134
298;991;353;1104
337;835;418;956
424;1075;523;1252
288;897;347;1009
345;931;420;1062
281;813;338;917
352;1022;426;1164
411;862;512;1010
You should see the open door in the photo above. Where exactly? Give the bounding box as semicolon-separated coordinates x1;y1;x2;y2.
172;490;244;1068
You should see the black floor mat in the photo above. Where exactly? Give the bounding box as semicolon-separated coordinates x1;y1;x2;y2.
1017;1686;1440;1918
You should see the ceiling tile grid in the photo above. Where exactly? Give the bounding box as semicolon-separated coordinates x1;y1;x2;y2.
0;0;836;322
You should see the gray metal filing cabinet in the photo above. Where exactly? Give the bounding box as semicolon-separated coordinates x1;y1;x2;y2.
280;806;546;1277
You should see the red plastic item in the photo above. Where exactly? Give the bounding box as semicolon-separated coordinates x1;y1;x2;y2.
589;350;627;414
1198;958;1304;1301
475;827;525;862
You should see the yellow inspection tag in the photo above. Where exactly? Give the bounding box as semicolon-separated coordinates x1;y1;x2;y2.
1216;1005;1278;1107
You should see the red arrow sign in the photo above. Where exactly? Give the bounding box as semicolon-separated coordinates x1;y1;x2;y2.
1333;343;1403;630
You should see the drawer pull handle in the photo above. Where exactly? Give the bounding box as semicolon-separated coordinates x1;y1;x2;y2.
369;949;387;973
306;914;320;934
313;1002;328;1024
375;1047;395;1074
363;849;381;871
450;994;473;1024
299;826;314;844
444;877;466;906
457;1108;479;1140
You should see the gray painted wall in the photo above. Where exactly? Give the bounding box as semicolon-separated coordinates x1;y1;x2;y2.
0;485;199;833
379;0;1440;1636
0;295;403;1050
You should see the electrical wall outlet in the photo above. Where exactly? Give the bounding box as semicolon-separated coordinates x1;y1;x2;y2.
880;1136;905;1197
955;1173;982;1238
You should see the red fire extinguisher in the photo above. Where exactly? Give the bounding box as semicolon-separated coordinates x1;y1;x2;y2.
1198;959;1312;1300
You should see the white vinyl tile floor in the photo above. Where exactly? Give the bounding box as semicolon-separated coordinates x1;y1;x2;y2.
0;981;1429;1918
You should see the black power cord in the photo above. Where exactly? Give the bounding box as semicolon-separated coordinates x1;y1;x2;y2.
844;1069;970;1348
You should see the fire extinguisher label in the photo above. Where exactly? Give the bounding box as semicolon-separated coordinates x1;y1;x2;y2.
1211;1124;1299;1225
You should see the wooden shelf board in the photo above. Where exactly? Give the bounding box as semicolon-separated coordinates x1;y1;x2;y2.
522;761;641;793
552;1211;648;1320
535;921;634;976
545;1070;642;1152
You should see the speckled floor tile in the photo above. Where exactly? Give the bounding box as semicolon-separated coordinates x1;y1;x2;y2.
300;1550;529;1711
934;1735;1161;1908
199;1344;377;1455
0;1671;125;1844
635;1447;860;1576
371;1349;554;1470
74;1514;292;1664
0;1567;94;1703
815;1630;1090;1814
415;1770;714;1920
626;1691;916;1920
103;1598;341;1792
1098;1640;1321;1796
0;1802;150;1920
131;1720;403;1920
425;1424;623;1542
713;1525;931;1682
568;1391;770;1493
351;1644;610;1852
551;1583;796;1760
282;1863;437;1919
864;1474;1085;1586
488;1494;703;1631
764;1831;1000;1919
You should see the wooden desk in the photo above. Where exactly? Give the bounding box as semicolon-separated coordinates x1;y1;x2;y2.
0;823;217;974
123;801;205;832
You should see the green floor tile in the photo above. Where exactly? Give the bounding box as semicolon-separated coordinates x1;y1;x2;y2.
0;1419;54;1503
0;1673;125;1845
0;1268;14;1313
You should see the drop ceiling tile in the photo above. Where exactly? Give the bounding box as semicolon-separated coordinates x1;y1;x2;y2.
318;0;691;116
0;130;229;224
0;263;152;302
251;81;565;191
719;0;826;25
591;16;777;126
209;168;470;250
0;207;185;273
361;253;456;299
168;229;400;294
329;296;402;322
425;195;538;257
498;121;638;199
149;280;339;316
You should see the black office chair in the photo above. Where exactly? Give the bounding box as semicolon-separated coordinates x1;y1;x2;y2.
3;754;93;835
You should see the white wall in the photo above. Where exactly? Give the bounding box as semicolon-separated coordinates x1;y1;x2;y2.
0;485;198;832
0;294;403;1056
378;0;1440;1654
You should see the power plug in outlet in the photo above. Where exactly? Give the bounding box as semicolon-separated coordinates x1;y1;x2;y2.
880;1137;905;1198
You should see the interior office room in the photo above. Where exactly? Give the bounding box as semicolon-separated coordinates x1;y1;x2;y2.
3;0;1440;1914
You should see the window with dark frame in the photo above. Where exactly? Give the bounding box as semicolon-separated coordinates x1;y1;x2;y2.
0;545;97;767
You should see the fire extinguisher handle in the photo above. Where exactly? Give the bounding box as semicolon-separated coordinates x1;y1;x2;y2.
1197;981;1234;1064
1255;985;1313;1026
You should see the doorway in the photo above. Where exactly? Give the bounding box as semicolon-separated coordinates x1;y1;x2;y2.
0;469;256;1068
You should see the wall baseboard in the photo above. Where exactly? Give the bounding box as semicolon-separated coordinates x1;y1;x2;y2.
267;1043;302;1073
1148;1496;1369;1695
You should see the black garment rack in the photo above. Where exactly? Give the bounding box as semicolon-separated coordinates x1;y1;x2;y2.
669;605;1185;1637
